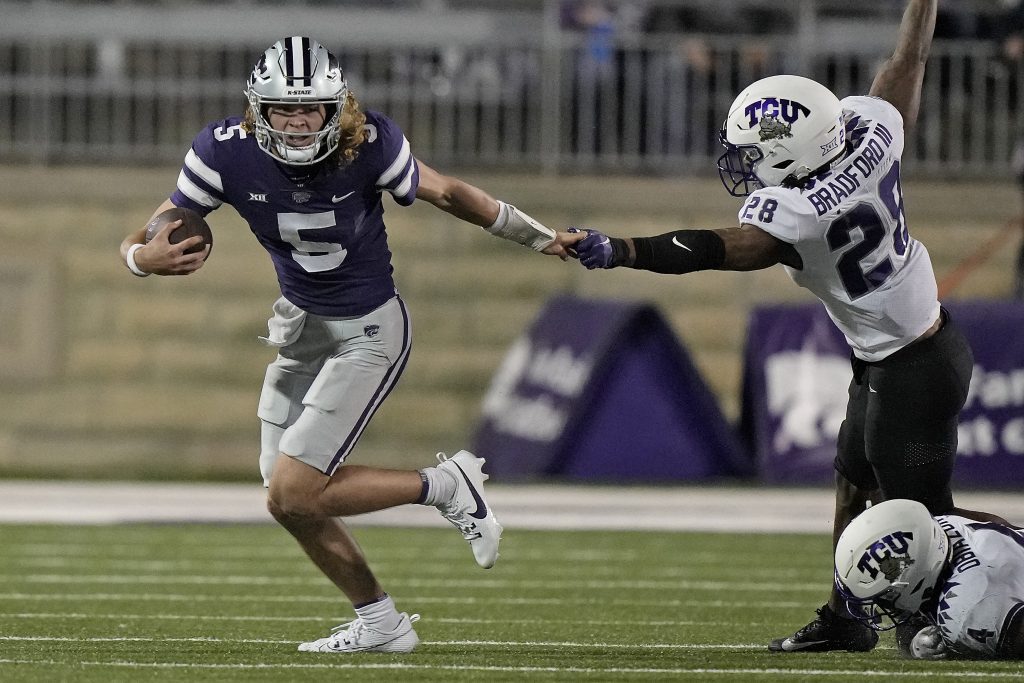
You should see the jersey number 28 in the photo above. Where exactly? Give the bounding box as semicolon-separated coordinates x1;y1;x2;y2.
825;161;908;299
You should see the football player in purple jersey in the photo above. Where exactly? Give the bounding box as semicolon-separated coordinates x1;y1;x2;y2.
119;36;584;654
566;0;1016;653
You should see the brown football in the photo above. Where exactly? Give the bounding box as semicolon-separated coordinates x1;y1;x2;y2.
144;207;213;259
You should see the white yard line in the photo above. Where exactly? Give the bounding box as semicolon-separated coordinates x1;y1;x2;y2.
1;658;1022;678
2;481;1022;532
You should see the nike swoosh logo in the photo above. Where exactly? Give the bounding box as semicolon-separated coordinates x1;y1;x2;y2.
671;236;693;251
332;191;355;203
453;462;488;520
780;638;827;651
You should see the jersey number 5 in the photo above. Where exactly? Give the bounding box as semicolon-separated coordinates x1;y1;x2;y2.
825;161;907;299
278;211;348;272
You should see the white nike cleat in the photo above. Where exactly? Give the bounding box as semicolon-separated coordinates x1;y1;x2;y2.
297;613;420;653
435;450;503;569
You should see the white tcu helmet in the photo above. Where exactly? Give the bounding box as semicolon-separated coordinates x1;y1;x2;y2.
718;74;846;196
834;499;950;631
245;36;348;165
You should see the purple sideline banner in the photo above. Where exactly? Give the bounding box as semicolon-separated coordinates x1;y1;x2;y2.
472;295;751;481
741;300;1024;487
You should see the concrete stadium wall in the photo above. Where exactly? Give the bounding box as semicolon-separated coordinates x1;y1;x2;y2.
0;165;1018;481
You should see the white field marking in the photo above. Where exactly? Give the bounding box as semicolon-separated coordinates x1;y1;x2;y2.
2;574;821;593
9;544;300;558
1;612;324;622
9;558;307;571
8;545;642;564
0;592;810;609
6;544;731;566
4;660;1023;678
0;636;294;644
0;635;887;652
6;556;817;581
0;612;743;627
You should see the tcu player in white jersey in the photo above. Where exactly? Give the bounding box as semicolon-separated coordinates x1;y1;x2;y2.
835;498;1024;660
119;36;582;654
570;0;1014;652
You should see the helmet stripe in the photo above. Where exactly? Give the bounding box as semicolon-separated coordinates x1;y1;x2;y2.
299;36;311;86
283;36;313;87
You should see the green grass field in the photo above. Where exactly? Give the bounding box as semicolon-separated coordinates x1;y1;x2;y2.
1;523;1022;682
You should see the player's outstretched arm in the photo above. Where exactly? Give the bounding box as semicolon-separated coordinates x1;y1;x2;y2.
868;0;937;128
571;224;801;272
119;199;207;276
414;160;581;259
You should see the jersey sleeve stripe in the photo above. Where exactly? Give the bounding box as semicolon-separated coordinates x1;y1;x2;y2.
376;136;412;188
393;161;417;198
184;148;223;192
176;169;223;210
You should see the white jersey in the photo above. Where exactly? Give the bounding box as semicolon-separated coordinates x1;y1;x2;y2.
738;96;940;362
932;515;1024;658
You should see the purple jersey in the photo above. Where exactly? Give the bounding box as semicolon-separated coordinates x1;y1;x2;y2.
170;110;419;316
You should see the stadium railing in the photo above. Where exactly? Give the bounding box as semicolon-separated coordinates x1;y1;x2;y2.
0;0;1020;178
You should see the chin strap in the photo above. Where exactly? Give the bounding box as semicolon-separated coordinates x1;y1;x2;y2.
485;201;556;251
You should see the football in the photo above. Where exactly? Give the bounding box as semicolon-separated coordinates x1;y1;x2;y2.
144;207;213;259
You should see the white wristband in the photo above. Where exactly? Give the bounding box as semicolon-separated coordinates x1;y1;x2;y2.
485;201;556;252
126;243;150;277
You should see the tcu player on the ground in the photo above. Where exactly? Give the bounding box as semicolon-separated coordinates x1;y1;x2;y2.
119;36;582;654
568;0;1012;652
836;498;1024;660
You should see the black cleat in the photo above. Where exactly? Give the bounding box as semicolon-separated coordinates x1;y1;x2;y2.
768;604;879;653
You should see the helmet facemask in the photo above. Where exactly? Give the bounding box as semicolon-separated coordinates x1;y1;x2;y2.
245;37;348;166
834;566;932;631
249;97;343;166
717;131;766;196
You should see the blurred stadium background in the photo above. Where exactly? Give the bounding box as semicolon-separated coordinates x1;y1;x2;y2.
0;0;1022;484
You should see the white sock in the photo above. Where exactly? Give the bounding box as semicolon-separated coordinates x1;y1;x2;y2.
417;465;458;507
354;594;402;632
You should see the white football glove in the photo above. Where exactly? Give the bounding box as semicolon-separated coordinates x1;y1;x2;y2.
910;625;949;660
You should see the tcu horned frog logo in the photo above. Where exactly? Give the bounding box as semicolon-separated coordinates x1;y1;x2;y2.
759;115;792;141
857;531;915;580
745;98;811;140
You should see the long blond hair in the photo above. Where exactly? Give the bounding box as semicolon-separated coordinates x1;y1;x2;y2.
335;90;368;165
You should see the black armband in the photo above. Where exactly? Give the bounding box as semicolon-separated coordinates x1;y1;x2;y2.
631;230;725;274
